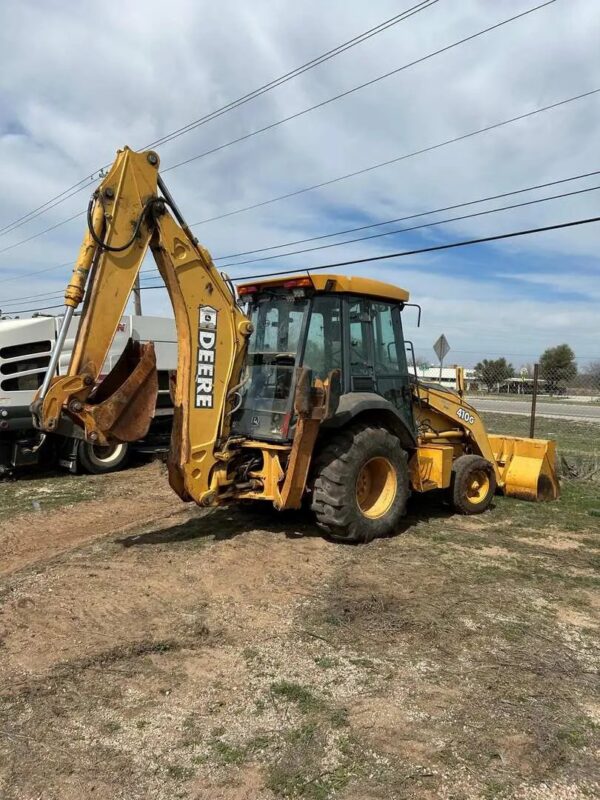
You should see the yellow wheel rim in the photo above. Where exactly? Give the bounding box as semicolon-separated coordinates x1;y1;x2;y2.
355;457;397;519
465;469;490;504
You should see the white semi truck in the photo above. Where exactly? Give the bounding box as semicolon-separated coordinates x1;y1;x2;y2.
0;314;176;475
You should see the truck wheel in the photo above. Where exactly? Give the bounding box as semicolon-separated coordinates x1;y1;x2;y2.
77;440;130;475
311;423;409;543
450;454;496;514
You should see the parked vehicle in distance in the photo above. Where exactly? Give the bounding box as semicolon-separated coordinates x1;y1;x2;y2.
0;314;176;475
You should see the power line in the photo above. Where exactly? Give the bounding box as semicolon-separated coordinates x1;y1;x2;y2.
6;80;593;270
8;216;600;314
2;276;159;308
164;1;556;173
235;215;600;281
5;165;599;304
137;177;600;283
20;82;585;280
0;272;169;306
190;87;600;226
134;215;600;290
211;169;600;261
0;7;580;264
0;1;438;239
1;289;64;307
0;175;101;239
0;211;84;258
1;272;169;309
0;261;72;286
1;303;65;316
147;0;438;151
214;184;600;270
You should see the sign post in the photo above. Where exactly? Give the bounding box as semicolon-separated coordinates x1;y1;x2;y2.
433;334;450;381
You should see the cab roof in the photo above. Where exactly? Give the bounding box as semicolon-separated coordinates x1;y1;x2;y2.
237;273;410;303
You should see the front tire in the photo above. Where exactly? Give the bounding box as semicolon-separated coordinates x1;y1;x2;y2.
77;440;130;475
450;454;496;514
311;424;409;543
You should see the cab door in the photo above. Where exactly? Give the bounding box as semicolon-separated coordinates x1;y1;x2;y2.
346;297;414;432
347;297;376;392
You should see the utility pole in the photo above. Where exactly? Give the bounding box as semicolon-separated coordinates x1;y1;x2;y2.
133;273;142;316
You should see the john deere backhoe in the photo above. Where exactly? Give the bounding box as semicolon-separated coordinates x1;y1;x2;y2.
32;148;559;543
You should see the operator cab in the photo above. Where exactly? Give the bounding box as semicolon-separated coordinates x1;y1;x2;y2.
231;274;416;443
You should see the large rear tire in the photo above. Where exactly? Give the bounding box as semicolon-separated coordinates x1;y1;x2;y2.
311;423;409;543
450;454;496;514
77;440;130;475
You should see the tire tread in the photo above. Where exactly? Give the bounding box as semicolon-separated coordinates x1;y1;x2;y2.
311;423;409;543
450;454;496;515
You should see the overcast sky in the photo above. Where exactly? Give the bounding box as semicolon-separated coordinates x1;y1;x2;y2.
0;0;598;366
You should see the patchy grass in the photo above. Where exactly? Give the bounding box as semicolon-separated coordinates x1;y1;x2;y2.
314;655;338;669
266;759;352;800
492;480;600;533
209;739;247;765
0;470;105;520
301;480;600;797
165;763;195;781
482;411;600;457
270;680;322;714
264;717;361;798
555;719;595;750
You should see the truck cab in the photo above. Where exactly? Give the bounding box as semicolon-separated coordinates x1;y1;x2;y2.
0;314;177;475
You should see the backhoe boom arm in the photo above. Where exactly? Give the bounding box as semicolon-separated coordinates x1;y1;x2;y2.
33;147;252;505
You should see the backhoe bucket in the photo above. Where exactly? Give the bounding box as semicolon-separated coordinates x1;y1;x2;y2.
84;338;159;442
487;435;560;502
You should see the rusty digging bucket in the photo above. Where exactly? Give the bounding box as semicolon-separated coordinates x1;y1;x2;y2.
83;338;159;442
487;434;560;502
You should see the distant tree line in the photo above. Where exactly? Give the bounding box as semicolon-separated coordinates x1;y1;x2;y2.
474;344;587;393
417;344;597;392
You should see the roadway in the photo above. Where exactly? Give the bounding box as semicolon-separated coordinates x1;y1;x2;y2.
467;397;600;423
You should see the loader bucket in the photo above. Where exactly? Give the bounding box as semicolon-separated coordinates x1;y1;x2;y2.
84;338;159;442
487;435;560;502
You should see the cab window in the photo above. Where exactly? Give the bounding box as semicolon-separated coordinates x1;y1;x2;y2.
372;302;399;373
303;296;342;379
348;298;372;376
249;296;307;355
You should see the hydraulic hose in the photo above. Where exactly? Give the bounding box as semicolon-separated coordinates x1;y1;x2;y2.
86;195;153;253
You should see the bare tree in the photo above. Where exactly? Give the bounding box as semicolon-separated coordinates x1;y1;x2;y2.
584;360;600;381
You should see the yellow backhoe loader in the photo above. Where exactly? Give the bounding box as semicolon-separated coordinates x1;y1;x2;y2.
32;148;559;543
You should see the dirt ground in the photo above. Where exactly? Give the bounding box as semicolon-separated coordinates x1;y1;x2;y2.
0;461;598;800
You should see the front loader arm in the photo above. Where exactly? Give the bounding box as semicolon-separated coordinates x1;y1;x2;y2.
413;381;498;468
412;378;559;501
34;147;252;505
